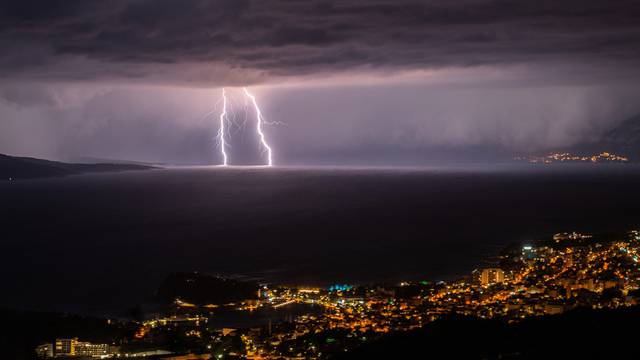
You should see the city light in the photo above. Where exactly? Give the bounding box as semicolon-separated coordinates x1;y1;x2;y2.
35;229;640;358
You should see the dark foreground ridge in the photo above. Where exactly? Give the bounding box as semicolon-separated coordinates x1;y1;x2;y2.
8;306;640;359
15;230;640;359
155;272;259;306
333;306;640;359
0;153;155;180
0;308;134;360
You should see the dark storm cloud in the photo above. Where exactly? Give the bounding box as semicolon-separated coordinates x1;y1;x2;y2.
0;84;56;107
3;0;640;164
1;0;640;84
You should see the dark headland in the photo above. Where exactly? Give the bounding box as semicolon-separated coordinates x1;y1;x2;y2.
0;154;155;180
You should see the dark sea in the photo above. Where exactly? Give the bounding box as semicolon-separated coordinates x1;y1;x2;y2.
2;164;640;316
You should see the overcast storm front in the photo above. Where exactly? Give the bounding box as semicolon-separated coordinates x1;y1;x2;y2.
3;1;640;359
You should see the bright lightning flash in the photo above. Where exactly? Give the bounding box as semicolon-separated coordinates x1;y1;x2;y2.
243;87;273;166
217;88;229;166
215;87;275;166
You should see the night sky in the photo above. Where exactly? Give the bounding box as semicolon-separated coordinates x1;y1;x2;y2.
4;0;640;318
1;0;640;164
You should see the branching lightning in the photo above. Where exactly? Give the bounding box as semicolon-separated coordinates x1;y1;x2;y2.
243;87;273;166
217;88;229;166
213;87;276;166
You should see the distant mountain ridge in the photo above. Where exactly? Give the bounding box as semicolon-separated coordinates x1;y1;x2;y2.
154;272;259;305
599;113;640;154
562;113;640;161
0;153;155;180
516;113;640;163
67;156;159;166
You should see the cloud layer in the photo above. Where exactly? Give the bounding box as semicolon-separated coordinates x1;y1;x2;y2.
2;1;640;164
1;0;640;85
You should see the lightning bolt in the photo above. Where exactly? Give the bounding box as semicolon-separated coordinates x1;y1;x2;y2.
217;88;229;166
243;87;273;166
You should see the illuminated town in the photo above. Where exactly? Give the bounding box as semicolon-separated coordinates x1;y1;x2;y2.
35;229;640;359
514;152;629;164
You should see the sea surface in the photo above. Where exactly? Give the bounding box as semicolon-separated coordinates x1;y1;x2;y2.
2;164;640;315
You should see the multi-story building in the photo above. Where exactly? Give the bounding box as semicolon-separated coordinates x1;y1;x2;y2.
54;339;75;356
38;338;110;358
74;341;109;357
480;268;505;285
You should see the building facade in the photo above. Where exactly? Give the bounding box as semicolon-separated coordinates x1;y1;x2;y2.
480;268;505;285
37;338;110;358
